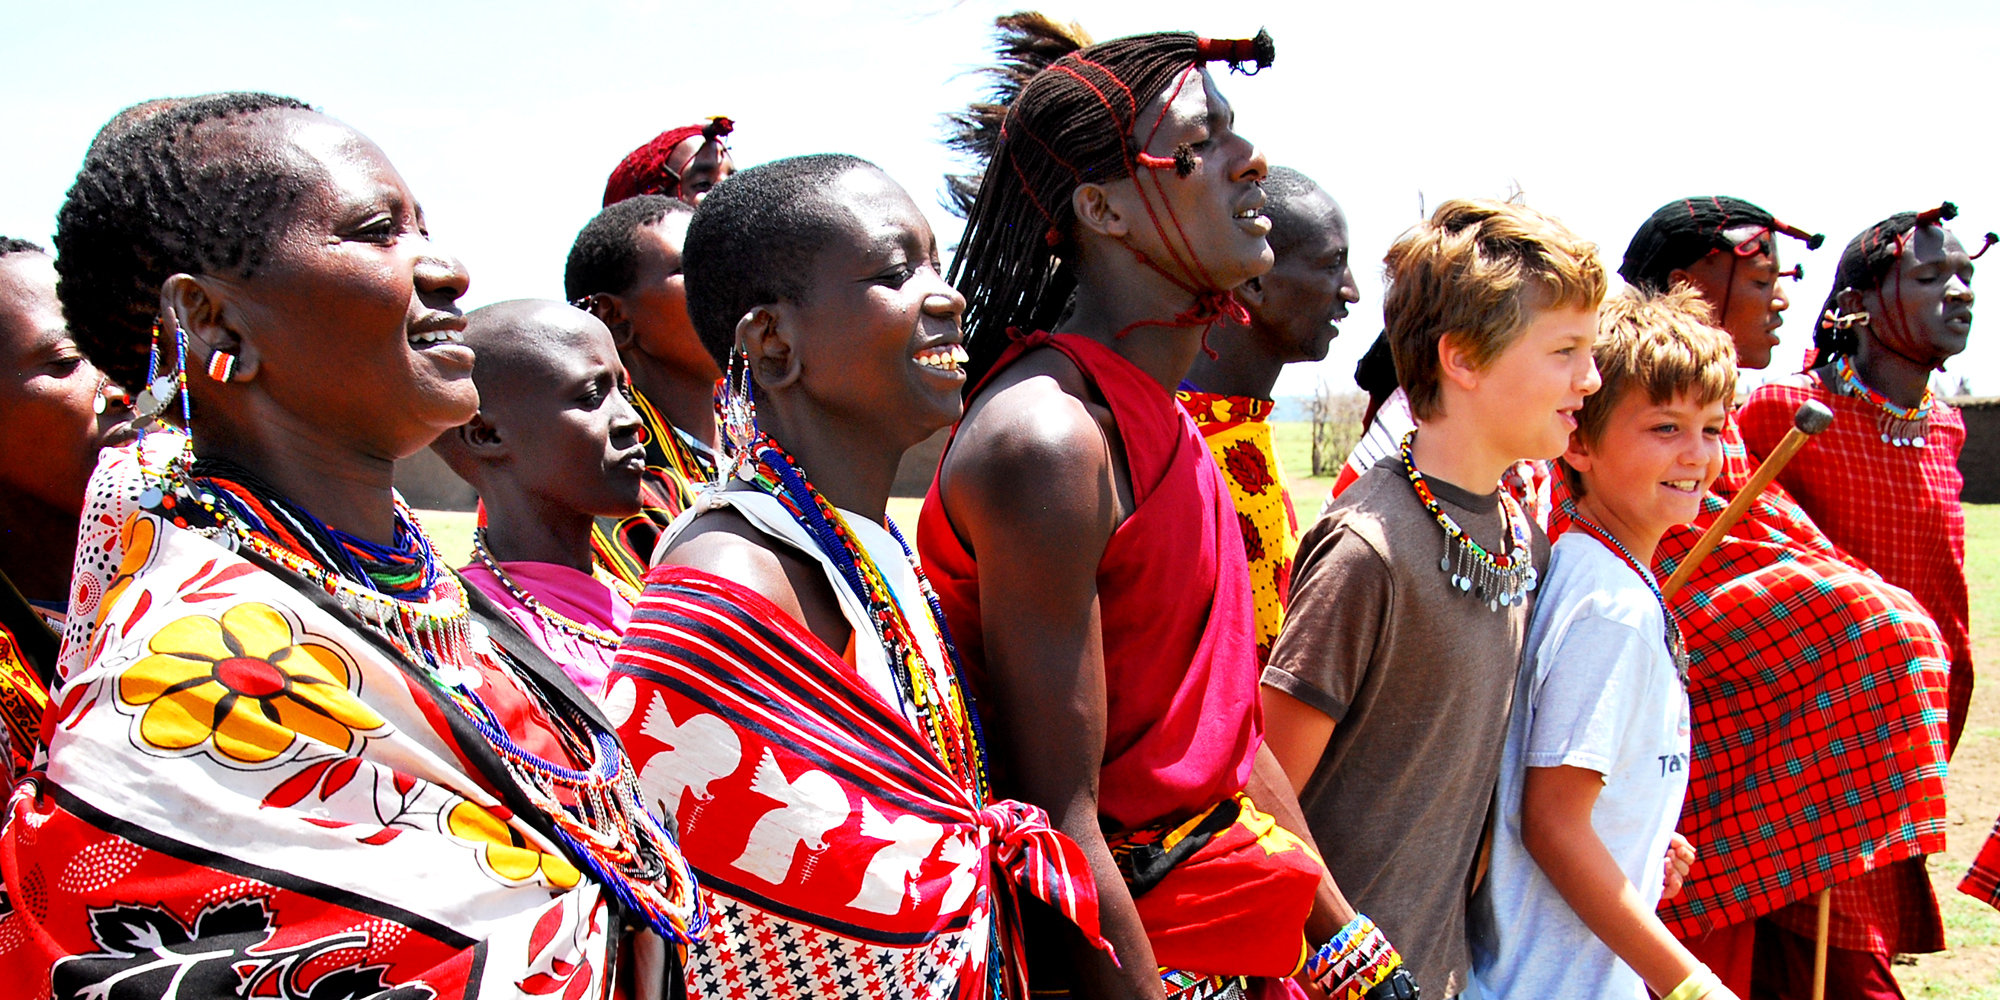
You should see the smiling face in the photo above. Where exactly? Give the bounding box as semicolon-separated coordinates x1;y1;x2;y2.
1857;226;1975;367
193;111;476;461
1565;387;1727;555
622;212;719;381
1674;241;1789;369
777;168;966;447
473;308;647;519
1114;67;1273;290
0;251;134;514
1455;304;1603;462
1247;191;1357;363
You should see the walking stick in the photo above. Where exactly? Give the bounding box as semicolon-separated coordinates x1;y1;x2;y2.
1650;400;1837;999
1659;400;1834;601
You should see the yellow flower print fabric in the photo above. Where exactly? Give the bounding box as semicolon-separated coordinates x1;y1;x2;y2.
1176;391;1302;665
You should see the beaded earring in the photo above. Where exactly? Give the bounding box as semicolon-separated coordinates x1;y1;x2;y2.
718;344;760;483
130;317;191;431
204;348;239;382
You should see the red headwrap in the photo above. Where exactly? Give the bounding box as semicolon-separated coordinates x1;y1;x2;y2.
602;117;735;207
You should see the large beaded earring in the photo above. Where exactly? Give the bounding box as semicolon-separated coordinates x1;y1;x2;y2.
718;344;760;484
131;316;192;431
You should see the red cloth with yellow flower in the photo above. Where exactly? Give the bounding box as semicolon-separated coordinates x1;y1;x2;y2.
2;433;700;999
1175;390;1302;665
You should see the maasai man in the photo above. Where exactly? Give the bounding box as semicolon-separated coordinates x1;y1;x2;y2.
924;15;1409;1000
566;195;719;587
1265;199;1602;997
0;237;133;780
4;93;701;995
434;300;647;703
608;154;1108;1000
1178;166;1359;665
603;116;736;206
1738;204;1984;995
1614;197;1951;997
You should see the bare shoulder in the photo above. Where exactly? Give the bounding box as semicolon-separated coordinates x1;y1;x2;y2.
657;507;814;627
943;348;1113;521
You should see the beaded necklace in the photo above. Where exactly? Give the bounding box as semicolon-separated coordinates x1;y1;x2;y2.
738;432;989;802
1831;354;1933;448
471;527;633;651
136;447;701;942
1399;430;1536;612
1560;506;1689;685
632;386;716;495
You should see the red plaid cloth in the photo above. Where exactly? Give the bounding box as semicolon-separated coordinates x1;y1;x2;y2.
1551;419;1950;942
1738;378;1973;751
1963;814;2000;908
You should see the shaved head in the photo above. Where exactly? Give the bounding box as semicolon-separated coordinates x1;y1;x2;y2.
463;299;611;393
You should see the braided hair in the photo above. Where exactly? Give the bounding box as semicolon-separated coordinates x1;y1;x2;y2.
55;92;313;388
1814;202;1995;365
1620;196;1797;292
947;16;1273;383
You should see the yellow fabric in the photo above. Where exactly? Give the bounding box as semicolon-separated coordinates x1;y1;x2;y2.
1176;391;1301;664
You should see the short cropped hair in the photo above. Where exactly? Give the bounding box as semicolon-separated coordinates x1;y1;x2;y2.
1562;286;1737;494
1382;199;1607;422
0;237;46;257
682;153;877;367
564;195;691;302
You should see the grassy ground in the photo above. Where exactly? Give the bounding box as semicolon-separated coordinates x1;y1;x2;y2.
426;431;2000;992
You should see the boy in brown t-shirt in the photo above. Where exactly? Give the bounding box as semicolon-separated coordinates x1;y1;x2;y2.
1261;199;1607;997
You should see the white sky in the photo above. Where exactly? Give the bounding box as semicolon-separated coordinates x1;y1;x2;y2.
5;0;1995;396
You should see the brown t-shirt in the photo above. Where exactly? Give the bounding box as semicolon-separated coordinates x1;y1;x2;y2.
1263;460;1548;998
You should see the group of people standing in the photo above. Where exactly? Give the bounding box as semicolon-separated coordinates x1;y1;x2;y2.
0;12;1987;1000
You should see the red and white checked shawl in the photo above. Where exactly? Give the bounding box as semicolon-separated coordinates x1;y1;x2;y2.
1551;419;1950;943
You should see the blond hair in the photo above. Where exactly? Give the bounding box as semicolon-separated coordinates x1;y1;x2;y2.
1562;286;1738;494
1383;199;1607;421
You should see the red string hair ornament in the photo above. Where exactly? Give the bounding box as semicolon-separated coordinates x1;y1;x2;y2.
602;116;736;207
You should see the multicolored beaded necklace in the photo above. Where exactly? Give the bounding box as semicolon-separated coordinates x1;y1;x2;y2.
739;431;990;802
1560;506;1690;685
632;386;717;501
135;445;702;943
1399;430;1536;612
1831;354;1933;448
472;526;636;651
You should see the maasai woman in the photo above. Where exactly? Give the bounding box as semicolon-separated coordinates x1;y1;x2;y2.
1604;197;1951;998
0;237;133;781
922;14;1410;1000
1738;204;1986;996
1178;166;1358;666
603;117;736;207
607;154;1107;1000
566;197;719;588
435;300;649;703
3;93;701;997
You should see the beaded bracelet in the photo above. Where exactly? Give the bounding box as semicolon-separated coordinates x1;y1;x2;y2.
1306;915;1405;1000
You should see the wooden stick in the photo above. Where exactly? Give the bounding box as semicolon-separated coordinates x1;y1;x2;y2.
1812;887;1832;1000
1660;400;1834;601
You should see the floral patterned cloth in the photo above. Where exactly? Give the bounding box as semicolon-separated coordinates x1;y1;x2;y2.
1176;391;1300;666
1;432;698;1000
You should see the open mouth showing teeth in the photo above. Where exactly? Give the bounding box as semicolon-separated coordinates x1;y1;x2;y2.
915;344;968;372
1234;209;1261;220
1663;480;1700;493
410;329;464;346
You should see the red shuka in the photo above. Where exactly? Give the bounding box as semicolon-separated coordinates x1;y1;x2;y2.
917;331;1263;834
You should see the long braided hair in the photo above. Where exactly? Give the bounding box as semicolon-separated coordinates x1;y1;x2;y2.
55;92;314;389
1814;202;1996;367
946;16;1273;384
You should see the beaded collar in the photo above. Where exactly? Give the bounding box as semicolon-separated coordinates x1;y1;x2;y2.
737;432;989;802
1831;355;1933;448
471;527;635;651
1561;507;1689;686
1399;430;1536;612
136;446;702;942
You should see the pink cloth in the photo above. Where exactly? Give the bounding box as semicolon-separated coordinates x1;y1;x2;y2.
458;561;632;700
918;330;1263;832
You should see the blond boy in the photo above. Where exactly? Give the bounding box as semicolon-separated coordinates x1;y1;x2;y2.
1473;287;1738;1000
1262;199;1605;996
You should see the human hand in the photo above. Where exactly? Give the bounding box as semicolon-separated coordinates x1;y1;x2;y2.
1662;832;1696;900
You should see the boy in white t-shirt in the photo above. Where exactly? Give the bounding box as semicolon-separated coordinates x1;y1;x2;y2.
1473;287;1740;1000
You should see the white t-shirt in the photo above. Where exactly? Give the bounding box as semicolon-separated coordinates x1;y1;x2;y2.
1469;531;1693;1000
